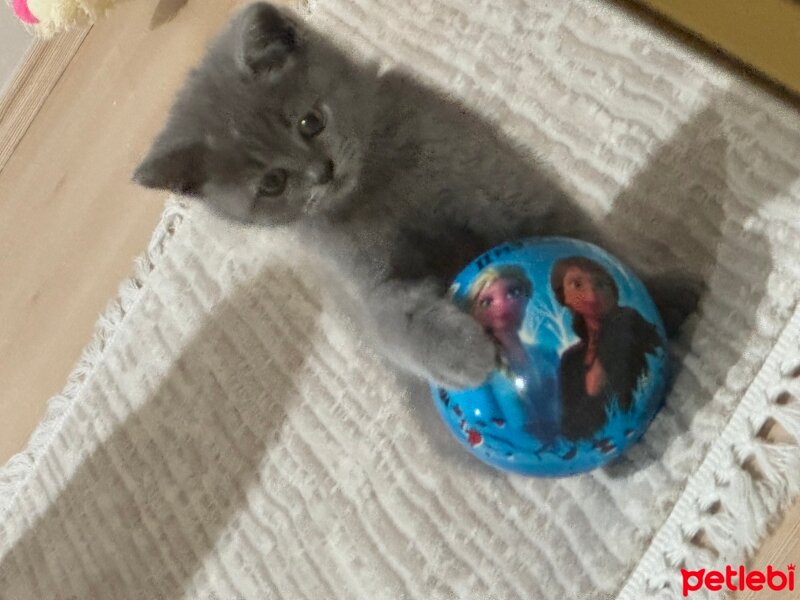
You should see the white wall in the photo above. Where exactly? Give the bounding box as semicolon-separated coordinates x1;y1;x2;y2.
0;6;34;97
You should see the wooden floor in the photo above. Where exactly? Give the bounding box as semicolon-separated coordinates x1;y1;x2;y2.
0;1;796;597
0;0;255;460
637;0;800;96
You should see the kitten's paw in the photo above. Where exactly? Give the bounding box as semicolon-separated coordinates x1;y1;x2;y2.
412;302;497;389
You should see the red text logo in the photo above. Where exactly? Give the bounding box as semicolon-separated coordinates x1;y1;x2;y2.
681;564;795;596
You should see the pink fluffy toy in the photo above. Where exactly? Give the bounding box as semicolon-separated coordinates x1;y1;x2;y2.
9;0;128;35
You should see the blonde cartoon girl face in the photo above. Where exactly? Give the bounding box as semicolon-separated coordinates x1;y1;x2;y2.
471;276;529;337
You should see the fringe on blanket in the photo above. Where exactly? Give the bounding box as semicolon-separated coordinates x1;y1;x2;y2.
619;310;800;598
0;197;187;520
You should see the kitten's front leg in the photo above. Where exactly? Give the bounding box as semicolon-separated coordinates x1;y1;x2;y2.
366;278;497;389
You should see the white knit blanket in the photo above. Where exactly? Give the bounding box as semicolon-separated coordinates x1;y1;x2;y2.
2;1;799;598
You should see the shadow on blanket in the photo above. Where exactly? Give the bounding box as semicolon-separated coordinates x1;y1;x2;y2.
601;98;792;478
0;263;323;598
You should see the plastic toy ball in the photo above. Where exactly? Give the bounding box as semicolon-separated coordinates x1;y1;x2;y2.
431;237;668;477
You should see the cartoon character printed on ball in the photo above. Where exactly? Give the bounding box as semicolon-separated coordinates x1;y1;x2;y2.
550;256;662;441
466;265;560;442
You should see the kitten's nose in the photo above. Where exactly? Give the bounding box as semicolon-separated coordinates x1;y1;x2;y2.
307;159;335;185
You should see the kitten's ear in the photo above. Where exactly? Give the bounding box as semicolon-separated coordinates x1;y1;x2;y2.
235;3;298;77
133;139;207;197
237;2;298;75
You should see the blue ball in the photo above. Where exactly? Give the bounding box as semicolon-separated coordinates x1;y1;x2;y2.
431;238;668;476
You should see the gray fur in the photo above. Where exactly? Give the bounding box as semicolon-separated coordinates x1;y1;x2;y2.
135;2;689;388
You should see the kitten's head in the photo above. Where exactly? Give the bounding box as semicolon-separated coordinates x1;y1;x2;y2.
134;2;377;224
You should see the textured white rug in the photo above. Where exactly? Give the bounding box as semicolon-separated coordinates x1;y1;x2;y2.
2;1;800;598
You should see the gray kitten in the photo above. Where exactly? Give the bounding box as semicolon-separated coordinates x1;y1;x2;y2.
134;3;690;388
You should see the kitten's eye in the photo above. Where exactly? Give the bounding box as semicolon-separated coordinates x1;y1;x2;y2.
258;169;288;197
298;110;326;138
